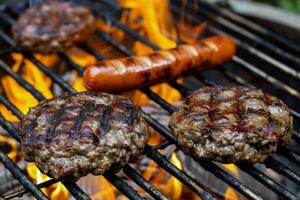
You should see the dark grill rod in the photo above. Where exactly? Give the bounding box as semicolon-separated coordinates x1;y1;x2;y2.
0;74;145;199
79;44;106;61
4;179;59;200
231;56;300;100
193;1;300;68
47;36;195;200
62;182;91;200
141;106;263;200
0;112;92;200
96;30;134;56
142;87;299;200
0;150;48;200
58;52;84;76
104;172;146;200
140;110;177;145
0;113;21;142
144;145;216;200
0;31;76;94
56;45;216;199
0;59;45;101
98;16;160;51
171;4;300;83
141;88;177;114
123;165;169;200
0;95;23;119
277;148;300;166
239;165;299;200
198;0;300;55
265;157;300;185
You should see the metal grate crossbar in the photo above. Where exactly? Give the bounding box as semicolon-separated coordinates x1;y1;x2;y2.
0;1;298;200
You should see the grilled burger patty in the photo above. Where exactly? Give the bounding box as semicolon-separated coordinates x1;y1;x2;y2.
19;92;149;180
12;1;95;54
169;86;292;163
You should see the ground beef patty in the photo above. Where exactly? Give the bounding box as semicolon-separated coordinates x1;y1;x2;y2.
169;86;292;163
12;1;95;54
19;92;149;180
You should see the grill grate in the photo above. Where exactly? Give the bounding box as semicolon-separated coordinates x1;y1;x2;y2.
0;1;298;200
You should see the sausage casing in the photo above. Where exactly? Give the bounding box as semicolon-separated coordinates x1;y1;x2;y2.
83;35;236;92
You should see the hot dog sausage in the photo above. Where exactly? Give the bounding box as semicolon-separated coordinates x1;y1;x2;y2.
83;35;236;92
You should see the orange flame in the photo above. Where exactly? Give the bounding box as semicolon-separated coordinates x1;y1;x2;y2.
0;53;55;122
0;135;18;161
27;163;69;199
91;177;116;200
224;187;240;200
223;164;240;200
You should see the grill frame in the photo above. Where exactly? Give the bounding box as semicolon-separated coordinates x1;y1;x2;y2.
0;1;298;200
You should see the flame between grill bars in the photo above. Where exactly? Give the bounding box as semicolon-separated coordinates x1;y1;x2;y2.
0;0;299;200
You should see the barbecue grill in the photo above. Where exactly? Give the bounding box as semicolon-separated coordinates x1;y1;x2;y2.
0;0;299;200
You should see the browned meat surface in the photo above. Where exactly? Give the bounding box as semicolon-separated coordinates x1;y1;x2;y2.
169;86;292;163
12;1;95;54
19;92;149;180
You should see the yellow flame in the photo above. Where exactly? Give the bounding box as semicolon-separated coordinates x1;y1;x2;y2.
223;164;239;176
27;163;68;199
224;187;240;200
0;135;18;161
116;0;181;105
164;153;183;200
91;177;116;200
0;53;54;122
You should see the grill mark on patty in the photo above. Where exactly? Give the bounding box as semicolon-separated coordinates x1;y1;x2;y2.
99;105;111;136
236;86;241;133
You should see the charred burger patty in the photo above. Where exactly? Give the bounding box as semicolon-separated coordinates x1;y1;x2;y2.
169;86;292;163
19;92;149;180
12;1;95;54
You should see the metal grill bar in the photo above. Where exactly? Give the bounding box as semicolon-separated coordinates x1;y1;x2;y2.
93;23;269;200
239;166;298;200
194;0;300;68
57;33;216;200
197;0;300;55
4;179;59;200
94;16;296;198
104;173;146;200
0;59;44;101
265;157;300;185
123;165;169;200
0;95;23;119
0;151;48;200
0;1;298;200
170;3;300;98
144;145;216;200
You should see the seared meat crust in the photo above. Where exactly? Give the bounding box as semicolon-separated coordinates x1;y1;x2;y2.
169;86;292;163
19;92;149;180
12;1;95;54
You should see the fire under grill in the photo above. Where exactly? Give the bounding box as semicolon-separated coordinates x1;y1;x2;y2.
0;0;299;200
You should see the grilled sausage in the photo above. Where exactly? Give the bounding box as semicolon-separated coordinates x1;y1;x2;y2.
83;35;236;93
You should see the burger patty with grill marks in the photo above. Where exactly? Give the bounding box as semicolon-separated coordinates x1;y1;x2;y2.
19;92;149;180
12;1;95;54
169;86;292;163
